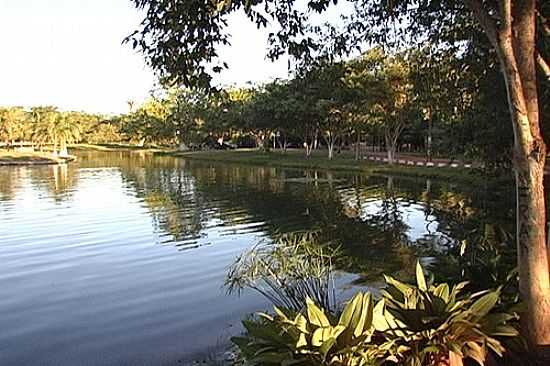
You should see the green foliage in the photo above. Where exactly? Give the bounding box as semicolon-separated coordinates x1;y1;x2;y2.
232;262;519;366
233;293;382;366
226;232;338;313
377;262;518;366
0;106;27;144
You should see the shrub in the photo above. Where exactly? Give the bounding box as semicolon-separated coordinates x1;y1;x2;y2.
374;262;519;366
232;262;519;366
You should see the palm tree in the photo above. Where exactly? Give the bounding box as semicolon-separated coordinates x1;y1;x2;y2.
31;106;59;154
56;113;82;157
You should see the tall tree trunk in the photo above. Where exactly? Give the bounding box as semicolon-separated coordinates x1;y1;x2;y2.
501;1;550;352
426;116;433;162
466;0;550;353
328;141;335;160
385;133;395;164
52;136;58;157
355;131;361;161
59;140;69;157
313;132;319;150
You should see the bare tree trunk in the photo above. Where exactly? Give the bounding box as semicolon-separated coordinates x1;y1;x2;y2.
385;133;395;164
305;143;313;157
313;131;319;150
59;140;69;157
355;131;361;161
52;136;58;157
427;116;433;162
466;0;550;353
328;141;335;160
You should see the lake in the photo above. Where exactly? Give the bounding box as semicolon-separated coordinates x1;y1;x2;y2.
0;150;515;366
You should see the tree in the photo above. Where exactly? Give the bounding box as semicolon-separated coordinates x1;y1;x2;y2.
127;0;550;352
168;88;208;150
245;81;301;152
31;106;60;154
0;107;26;147
56;113;83;157
344;49;416;164
306;62;352;160
122;97;171;146
376;53;415;164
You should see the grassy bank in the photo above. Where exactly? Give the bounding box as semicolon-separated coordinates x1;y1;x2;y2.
0;151;75;165
158;149;508;183
72;143;171;153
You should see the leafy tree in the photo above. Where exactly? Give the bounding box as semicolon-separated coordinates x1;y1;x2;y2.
168;88;209;150
31;106;61;154
0;107;26;147
122;97;172;146
55;112;82;157
125;0;550;350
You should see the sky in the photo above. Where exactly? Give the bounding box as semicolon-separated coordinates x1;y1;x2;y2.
0;0;290;115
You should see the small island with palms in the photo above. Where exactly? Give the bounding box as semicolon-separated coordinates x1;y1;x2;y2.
0;106;79;165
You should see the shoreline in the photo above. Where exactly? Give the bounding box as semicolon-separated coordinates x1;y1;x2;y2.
155;149;511;184
69;144;511;184
0;151;77;166
71;143;170;153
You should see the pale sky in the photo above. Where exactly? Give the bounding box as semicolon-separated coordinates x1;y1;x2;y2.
0;0;290;115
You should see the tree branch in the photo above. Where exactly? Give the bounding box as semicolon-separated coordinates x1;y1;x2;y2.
464;0;499;47
536;51;550;80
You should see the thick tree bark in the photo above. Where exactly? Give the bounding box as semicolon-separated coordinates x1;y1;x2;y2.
466;0;550;353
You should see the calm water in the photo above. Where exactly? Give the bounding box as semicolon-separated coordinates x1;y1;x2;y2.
0;151;515;365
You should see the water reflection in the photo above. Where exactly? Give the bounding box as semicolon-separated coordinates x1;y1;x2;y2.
0;151;515;273
0;150;516;365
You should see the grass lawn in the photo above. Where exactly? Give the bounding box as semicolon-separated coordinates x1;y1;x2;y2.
0;151;73;165
158;148;506;183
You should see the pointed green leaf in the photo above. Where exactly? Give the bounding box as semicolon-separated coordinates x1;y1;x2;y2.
312;327;331;346
354;293;373;337
294;314;309;333
319;337;336;358
306;297;330;327
470;291;499;318
338;292;362;328
416;260;427;291
296;333;307;348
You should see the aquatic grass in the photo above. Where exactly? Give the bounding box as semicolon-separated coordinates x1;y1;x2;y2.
225;232;339;313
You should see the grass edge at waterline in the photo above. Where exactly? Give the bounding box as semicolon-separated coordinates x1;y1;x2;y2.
156;149;510;184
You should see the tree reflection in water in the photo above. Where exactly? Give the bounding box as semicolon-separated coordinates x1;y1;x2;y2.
0;150;517;284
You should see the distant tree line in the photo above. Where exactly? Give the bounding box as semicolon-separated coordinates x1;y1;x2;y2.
2;43;540;170
0;45;525;167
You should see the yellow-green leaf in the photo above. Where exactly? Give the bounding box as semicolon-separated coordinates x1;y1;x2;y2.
307;297;330;328
416;260;427;291
312;327;331;346
470;291;499;318
296;333;308;348
338;292;362;328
